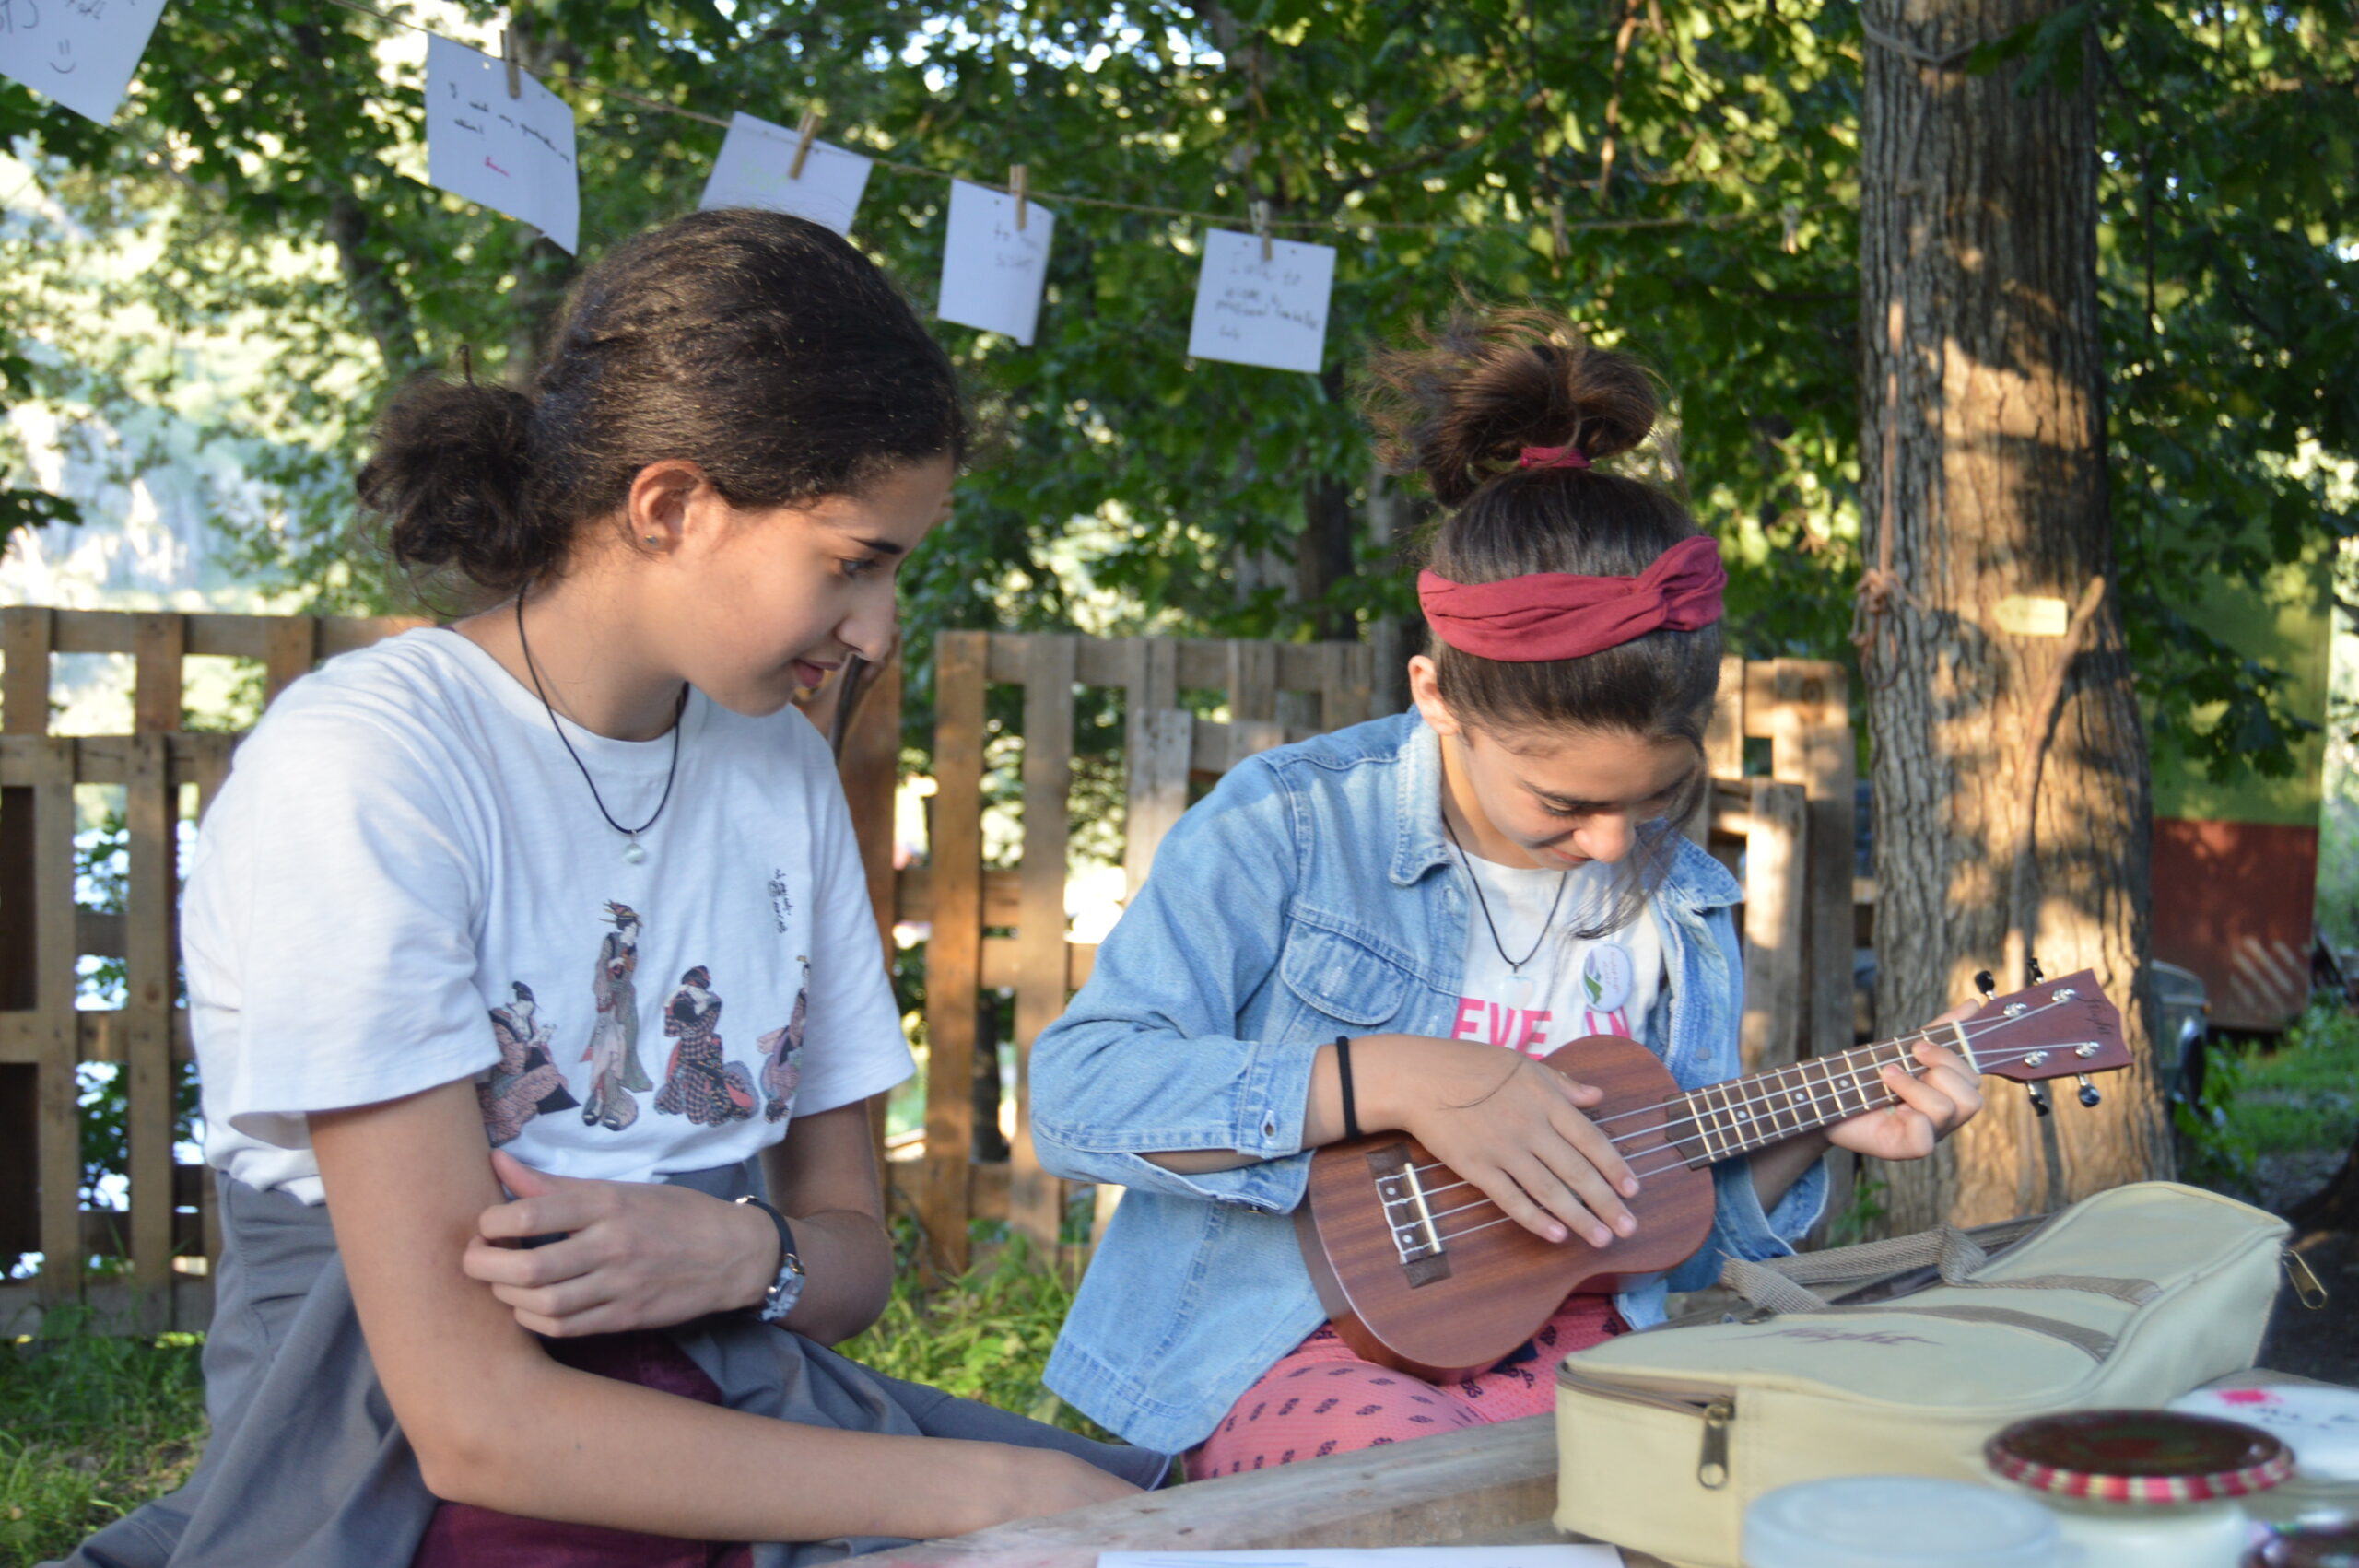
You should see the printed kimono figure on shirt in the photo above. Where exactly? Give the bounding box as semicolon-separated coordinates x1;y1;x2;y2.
758;960;811;1123
476;980;575;1146
581;901;651;1130
657;964;757;1125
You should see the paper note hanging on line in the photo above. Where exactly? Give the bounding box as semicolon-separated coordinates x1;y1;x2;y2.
937;178;1055;346
1187;228;1337;375
0;0;170;125
700;111;873;236
1100;1548;1619;1568
424;32;581;254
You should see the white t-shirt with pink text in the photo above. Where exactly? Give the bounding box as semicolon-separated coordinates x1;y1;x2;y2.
1449;852;1664;1058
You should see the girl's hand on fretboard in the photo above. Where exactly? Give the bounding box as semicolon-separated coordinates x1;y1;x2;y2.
1822;1000;1986;1162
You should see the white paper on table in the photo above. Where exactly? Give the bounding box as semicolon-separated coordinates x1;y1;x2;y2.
1186;228;1338;376
424;32;581;254
1101;1549;1618;1568
936;178;1056;346
699;111;873;236
0;0;170;125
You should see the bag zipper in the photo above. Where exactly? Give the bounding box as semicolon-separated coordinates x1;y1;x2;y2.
2285;1248;2330;1310
1557;1366;1738;1490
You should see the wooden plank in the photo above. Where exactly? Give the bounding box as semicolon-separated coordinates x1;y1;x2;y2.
0;610;45;1262
895;866;1023;928
921;633;988;1279
1123;709;1191;897
0;1275;214;1337
1706;656;1745;771
1009;635;1076;1255
0;731;245;790
262;615;319;705
4;606;54;735
1226;640;1277;723
29;742;78;1298
312;614;433;657
1227;719;1290;771
131;614;186;733
1121;641;1180;899
45;609;415;661
1738;780;1808;1074
839;650;904;967
1321;641;1374;729
854;1414;1561;1568
979;939;1094;992
124;734;177;1305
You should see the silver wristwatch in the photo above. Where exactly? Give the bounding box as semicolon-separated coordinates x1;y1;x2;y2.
736;1194;806;1325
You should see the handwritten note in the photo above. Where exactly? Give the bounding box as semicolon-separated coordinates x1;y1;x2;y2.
0;0;170;125
936;178;1056;346
424;32;581;254
1187;228;1337;376
699;111;873;236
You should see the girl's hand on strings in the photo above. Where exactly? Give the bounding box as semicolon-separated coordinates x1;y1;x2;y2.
1824;1000;1986;1163
462;1149;783;1336
1363;1035;1640;1250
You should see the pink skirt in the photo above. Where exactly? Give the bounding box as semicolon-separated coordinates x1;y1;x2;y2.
1191;1293;1625;1478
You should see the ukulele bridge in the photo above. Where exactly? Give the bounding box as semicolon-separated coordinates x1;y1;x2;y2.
1367;1144;1452;1287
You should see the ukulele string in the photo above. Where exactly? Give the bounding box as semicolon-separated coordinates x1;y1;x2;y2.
1389;1003;2076;1191
1381;1040;2087;1245
1571;999;2075;1134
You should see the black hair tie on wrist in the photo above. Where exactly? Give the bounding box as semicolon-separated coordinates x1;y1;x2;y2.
1336;1035;1362;1141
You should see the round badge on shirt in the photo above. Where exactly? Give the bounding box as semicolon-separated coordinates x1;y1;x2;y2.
1582;942;1635;1015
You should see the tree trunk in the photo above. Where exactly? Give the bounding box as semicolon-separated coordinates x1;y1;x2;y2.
1860;0;2172;1233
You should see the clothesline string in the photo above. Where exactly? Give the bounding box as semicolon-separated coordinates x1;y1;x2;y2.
311;0;1825;239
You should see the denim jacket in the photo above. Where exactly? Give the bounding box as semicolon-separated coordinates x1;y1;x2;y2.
1029;711;1827;1455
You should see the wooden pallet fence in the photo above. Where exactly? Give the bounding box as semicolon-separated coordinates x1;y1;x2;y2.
906;631;1377;1276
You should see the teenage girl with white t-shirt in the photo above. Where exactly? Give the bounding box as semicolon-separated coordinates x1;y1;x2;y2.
53;210;1158;1568
1027;310;1987;1473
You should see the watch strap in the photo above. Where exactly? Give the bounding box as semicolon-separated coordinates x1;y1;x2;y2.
735;1194;803;1322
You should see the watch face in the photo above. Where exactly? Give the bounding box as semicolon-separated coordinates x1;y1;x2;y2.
758;1257;806;1325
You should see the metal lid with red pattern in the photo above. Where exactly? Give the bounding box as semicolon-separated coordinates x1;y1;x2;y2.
1987;1410;2294;1504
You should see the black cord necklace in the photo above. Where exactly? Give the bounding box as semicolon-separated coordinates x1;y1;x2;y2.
514;590;687;866
1443;813;1570;973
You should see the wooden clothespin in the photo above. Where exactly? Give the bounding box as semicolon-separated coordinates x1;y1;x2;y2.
789;109;822;181
1550;197;1569;260
1009;164;1028;230
501;27;522;99
1250;199;1273;261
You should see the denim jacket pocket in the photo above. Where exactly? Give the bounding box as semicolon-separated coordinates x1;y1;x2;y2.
1277;918;1416;1029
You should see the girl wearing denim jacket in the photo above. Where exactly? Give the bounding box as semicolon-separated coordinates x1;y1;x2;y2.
1029;309;1983;1472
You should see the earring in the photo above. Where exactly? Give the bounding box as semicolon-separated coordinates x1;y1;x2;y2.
642;533;661;545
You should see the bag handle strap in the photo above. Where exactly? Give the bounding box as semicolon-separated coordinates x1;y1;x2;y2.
1719;1223;2159;1312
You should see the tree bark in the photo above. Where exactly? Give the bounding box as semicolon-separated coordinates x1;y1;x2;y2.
1860;0;2172;1233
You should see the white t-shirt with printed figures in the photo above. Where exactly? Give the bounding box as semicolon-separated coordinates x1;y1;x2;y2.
1449;850;1666;1058
185;629;912;1204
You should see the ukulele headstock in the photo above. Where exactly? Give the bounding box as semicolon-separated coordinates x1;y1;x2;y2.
1954;970;2129;1082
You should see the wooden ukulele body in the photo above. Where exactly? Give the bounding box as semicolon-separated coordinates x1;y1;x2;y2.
1296;1033;1716;1384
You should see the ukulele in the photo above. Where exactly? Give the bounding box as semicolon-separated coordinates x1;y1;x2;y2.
1295;970;2130;1382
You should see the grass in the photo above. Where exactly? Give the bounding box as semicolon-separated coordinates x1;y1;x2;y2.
1;1308;205;1567
2227;1005;2359;1155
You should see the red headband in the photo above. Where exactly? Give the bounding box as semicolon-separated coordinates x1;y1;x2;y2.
1418;535;1727;662
1520;444;1590;471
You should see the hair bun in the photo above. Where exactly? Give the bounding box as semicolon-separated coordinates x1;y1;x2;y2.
1360;304;1661;507
358;376;551;595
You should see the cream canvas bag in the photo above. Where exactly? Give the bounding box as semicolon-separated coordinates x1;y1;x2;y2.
1552;1182;2294;1568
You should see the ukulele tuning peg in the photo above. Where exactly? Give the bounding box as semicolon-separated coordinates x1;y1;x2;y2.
1975;970;1997;1000
2025;1082;2052;1117
2027;954;2045;985
2076;1074;2102;1108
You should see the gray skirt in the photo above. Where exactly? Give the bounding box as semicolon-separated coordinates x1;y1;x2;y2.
51;1163;1168;1568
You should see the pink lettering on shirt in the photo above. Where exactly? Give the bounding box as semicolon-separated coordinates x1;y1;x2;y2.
1454;999;1554;1056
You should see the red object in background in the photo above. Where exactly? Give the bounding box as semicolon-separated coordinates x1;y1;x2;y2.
2152;818;2320;1032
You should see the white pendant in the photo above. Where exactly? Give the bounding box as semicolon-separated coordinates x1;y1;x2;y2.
1501;971;1538;1009
622;837;647;865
